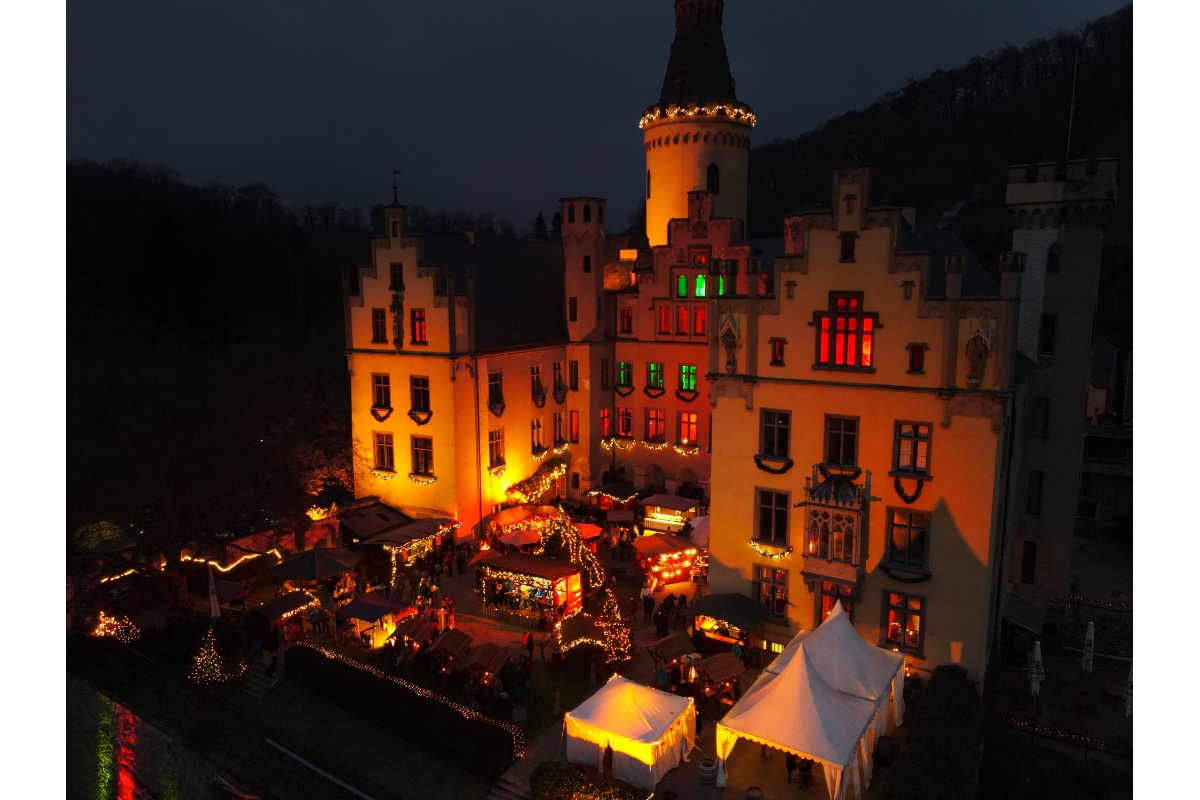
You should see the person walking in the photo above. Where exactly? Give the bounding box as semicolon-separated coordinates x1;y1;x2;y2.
642;593;656;625
539;629;552;661
522;630;535;661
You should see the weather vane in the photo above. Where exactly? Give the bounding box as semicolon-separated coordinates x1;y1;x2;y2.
391;166;401;204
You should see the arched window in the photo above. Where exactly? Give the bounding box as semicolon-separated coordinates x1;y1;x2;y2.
567;203;575;223
659;306;671;334
706;163;720;194
583;204;591;223
1047;243;1061;274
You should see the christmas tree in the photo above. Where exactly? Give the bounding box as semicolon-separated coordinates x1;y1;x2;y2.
188;626;225;685
537;509;605;588
597;588;632;664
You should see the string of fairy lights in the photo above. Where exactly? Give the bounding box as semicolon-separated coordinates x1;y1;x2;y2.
292;643;526;758
91;611;141;643
639;104;757;129
505;462;568;505
407;473;438;485
371;469;397;481
748;541;794;560
598;437;700;457
188;627;225;685
999;716;1130;754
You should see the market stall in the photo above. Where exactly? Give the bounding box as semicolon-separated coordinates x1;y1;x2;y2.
695;651;746;707
480;552;584;618
458;641;511;685
683;592;770;658
242;590;321;650
427;628;474;674
632;533;700;587
369;517;462;589
340;592;414;649
639;494;698;533
646;632;698;672
388;614;439;661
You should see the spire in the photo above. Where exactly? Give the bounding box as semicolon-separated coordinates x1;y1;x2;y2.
390;166;402;207
657;0;738;107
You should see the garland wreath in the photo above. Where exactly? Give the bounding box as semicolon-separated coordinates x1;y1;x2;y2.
879;564;932;584
893;476;925;504
370;406;394;422
753;455;794;475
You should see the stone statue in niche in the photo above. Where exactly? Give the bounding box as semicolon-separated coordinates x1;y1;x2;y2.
721;326;738;373
964;331;989;386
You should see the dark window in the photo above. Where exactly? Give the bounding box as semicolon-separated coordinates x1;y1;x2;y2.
569;410;579;443
390;221;398;238
839;232;857;261
706;163;720;194
678;411;698;445
389;263;404;290
569;297;577;322
553;412;565;444
1020;541;1037;584
1031;397;1050;440
760;410;790;459
410;376;430;411
620;308;633;334
583;204;591;223
374;433;394;471
583;255;592;273
825;415;858;466
646;408;666;442
756;489;789;544
411;436;433;476
600;359;610;389
886;508;929;570
1026;471;1044;515
819;582;853;622
1046;244;1060;274
816;292;876;368
569;361;579;391
553;362;565;392
371;309;387;343
770;338;785;365
599;205;604;225
907;343;927;373
893;422;932;476
884;592;924;655
618;361;633;387
755;565;788;619
488;429;505;467
372;374;391;408
571;472;580;489
647;362;664;389
659;306;671;334
680;364;697;391
617;407;634;437
530;366;543;396
646;170;651;199
599;407;611;438
1038;315;1057;357
694;306;708;335
487;371;504;406
410;308;427;344
531;417;544;450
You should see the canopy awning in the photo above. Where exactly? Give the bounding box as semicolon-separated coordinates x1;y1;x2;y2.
633;533;697;559
481;552;581;581
640;494;698;513
689;516;710;548
576;523;603;540
492;506;532;527
1002;590;1046;635
428;628;474;661
647;632;699;667
337;501;412;541
341;593;410;623
684;592;770;633
697;651;746;685
268;548;361;582
389;614;437;644
460;641;511;677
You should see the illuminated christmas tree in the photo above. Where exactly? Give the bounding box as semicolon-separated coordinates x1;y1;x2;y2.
597;588;632;664
91;611;141;643
188;626;225;685
536;509;605;588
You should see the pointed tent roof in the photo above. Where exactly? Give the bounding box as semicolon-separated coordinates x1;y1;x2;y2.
719;645;874;767
802;602;904;703
566;674;694;746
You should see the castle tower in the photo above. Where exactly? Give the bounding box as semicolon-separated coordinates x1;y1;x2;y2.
560;196;607;343
642;0;754;247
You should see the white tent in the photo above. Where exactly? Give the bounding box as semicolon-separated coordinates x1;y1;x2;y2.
564;674;696;791
715;602;905;800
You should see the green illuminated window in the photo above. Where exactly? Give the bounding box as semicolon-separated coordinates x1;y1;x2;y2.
677;275;688;298
695;275;707;297
680;364;697;391
618;361;633;386
717;275;726;296
647;362;664;389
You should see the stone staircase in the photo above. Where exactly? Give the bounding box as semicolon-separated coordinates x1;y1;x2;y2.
485;775;532;800
242;659;284;697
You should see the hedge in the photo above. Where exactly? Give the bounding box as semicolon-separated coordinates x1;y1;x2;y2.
285;644;519;780
879;664;982;800
529;760;646;800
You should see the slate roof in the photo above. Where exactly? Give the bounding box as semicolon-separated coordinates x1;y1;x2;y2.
895;219;998;298
414;232;567;352
656;2;740;108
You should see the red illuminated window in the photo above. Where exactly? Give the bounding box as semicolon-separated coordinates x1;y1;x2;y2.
677;306;689;334
646;408;666;442
599;407;611;438
620;308;633;334
815;292;876;368
884;592;924;655
410;308;427;344
755;565;788;619
659;306;671;334
819;582;853;622
694;306;708;335
678;412;698;445
770;338;785;365
569;410;579;443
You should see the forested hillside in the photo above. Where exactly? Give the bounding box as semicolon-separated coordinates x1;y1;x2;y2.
746;4;1132;346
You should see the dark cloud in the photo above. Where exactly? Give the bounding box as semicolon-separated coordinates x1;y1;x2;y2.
67;0;1128;229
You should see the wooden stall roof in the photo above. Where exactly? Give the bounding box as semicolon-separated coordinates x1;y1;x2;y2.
427;628;474;661
646;632;698;667
640;494;698;513
389;614;437;644
697;651;746;684
338;501;412;541
481;552;581;581
460;641;510;676
632;534;697;559
247;590;317;622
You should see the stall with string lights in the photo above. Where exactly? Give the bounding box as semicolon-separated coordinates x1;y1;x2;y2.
585;482;638;523
388;613;439;662
639;494;698;533
369;517;462;589
632;533;700;587
481;552;584;618
427;628;474;675
242;590;321;648
459;641;512;686
682;592;770;657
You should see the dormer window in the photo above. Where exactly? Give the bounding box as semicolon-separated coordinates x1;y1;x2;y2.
814;292;877;369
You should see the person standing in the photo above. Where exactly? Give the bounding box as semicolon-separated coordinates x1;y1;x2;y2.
609;529;619;560
786;752;798;783
642;593;656;625
522;630;535;661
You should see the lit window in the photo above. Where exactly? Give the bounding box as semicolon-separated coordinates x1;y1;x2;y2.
646;408;666;442
620;308;633;334
884;592;924;655
569;410;579;443
679;364;697;391
770;338;785;365
677;412;698;445
815;292;876;368
618;361;633;387
410;376;430;412
488;428;505;467
694;306;708;335
760;410;790;459
659;306;671;334
806;508;857;564
617;407;634;437
819;582;853;622
695;275;707;297
886;508;929;571
599;407;611;438
825;415;858;466
754;565;788;619
374;432;394;472
411;436;433;476
647;362;664;389
371;309;387;343
677;306;689;334
677;274;688;298
756;489;788;544
372;374;391;408
619;249;638;261
893;422;931;476
410;308;427;344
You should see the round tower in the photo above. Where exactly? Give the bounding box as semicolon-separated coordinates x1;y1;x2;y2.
642;0;754;247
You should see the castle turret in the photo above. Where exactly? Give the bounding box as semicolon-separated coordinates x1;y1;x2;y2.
641;0;754;246
560;197;606;343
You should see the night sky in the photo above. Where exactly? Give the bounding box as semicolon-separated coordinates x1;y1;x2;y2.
67;0;1128;230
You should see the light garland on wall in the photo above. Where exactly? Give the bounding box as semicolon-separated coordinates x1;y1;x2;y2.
91;611;141;643
549;442;570;456
408;473;438;485
639;104;757;129
600;437;635;452
276;592;321;622
748;540;794;560
532;510;606;589
641;440;669;451
291;643;526;758
98;569;137;584
1000;716;1130;754
585;487;639;503
673;443;701;457
505;462;568;505
371;469;397;481
488;464;508;479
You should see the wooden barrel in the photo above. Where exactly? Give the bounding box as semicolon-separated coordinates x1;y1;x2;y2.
698;758;717;785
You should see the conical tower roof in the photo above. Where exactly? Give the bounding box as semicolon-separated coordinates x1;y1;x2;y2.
657;0;738;107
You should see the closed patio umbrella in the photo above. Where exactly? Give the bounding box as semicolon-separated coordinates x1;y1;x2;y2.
1030;641;1045;696
1081;621;1095;674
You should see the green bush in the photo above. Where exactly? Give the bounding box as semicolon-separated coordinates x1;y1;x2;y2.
879;664;981;800
530;760;645;800
286;645;518;779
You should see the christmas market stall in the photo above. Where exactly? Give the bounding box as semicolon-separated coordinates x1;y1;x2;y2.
646;631;699;672
632;533;700;588
564;674;697;792
340;592;415;649
426;628;474;675
243;590;321;651
639;494;698;533
368;517;463;591
585;482;638;523
695;651;746;708
388;614;439;662
682;592;770;658
458;641;511;686
481;552;584;618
